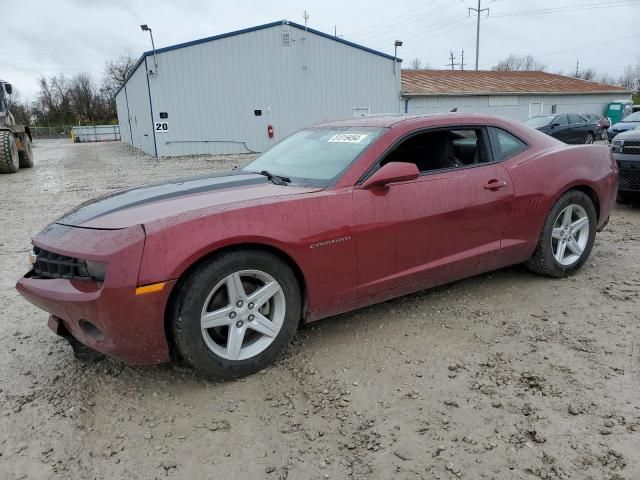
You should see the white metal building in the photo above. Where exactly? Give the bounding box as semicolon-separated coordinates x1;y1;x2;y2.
401;70;632;120
115;20;402;157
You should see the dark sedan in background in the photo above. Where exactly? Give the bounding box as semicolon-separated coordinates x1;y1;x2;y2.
612;126;640;203
524;114;598;144
608;111;640;141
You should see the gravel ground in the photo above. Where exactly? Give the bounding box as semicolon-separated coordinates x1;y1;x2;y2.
1;139;639;480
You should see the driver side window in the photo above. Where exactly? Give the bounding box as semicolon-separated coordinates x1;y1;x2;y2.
380;128;489;174
555;115;569;126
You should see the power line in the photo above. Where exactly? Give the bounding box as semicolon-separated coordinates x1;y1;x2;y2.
534;32;640;58
348;0;451;38
491;0;639;17
351;1;462;42
364;15;472;49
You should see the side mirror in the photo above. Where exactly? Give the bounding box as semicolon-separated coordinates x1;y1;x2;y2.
3;83;12;95
551;122;560;128
362;162;419;189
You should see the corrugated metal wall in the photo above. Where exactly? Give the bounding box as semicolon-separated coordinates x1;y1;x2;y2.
117;23;401;157
115;88;132;145
405;93;629;121
115;60;156;156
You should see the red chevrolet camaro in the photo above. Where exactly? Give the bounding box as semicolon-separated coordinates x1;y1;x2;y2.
17;113;618;378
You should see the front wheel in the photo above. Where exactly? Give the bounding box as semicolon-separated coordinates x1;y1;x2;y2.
170;250;301;379
527;190;597;278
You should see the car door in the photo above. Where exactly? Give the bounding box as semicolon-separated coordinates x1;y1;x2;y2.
352;126;514;298
568;114;590;143
550;114;570;142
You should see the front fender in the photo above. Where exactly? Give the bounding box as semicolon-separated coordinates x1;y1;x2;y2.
138;188;357;313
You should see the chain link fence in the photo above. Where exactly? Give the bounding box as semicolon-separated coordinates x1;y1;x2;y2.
30;125;73;140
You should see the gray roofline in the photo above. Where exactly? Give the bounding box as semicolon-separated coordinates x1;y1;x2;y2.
401;90;633;97
116;20;402;96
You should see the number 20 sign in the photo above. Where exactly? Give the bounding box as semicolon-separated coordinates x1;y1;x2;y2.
154;122;169;133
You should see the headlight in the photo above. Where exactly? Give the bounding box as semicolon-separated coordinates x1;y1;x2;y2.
85;260;107;282
28;249;37;267
612;140;623;153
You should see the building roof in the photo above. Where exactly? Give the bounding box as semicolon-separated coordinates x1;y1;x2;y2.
401;70;633;96
117;20;400;96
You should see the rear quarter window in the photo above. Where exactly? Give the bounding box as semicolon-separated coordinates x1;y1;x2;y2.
489;127;528;161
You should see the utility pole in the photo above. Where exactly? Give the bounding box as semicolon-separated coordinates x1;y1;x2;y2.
575;59;580;77
469;0;489;70
460;49;465;71
449;51;457;71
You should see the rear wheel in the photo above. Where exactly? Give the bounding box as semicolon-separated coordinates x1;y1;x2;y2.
171;250;301;379
527;190;596;278
584;133;594;144
0;130;19;174
18;134;33;168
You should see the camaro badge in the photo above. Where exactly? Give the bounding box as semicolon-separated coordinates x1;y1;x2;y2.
310;235;352;249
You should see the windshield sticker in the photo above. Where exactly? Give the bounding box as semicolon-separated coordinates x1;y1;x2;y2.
328;133;368;144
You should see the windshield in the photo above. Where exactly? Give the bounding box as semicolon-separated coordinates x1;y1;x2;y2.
524;116;554;128
622;112;640;122
243;127;385;186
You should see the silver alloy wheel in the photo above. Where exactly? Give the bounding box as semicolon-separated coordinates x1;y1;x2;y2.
585;133;594;144
200;269;285;361
551;204;590;266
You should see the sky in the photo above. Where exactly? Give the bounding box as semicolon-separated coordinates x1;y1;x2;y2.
2;0;639;101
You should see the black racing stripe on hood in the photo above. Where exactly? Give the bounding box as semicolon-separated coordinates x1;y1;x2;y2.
56;170;268;226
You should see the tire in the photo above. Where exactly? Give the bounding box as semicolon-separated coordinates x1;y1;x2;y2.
18;134;33;168
527;190;597;278
170;250;301;379
0;130;19;174
584;133;594;144
600;129;608;141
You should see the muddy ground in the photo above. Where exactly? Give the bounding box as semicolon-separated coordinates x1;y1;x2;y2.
1;139;639;480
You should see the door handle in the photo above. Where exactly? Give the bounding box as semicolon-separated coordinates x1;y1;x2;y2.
484;180;507;191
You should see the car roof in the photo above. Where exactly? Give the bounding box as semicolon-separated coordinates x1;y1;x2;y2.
314;112;520;129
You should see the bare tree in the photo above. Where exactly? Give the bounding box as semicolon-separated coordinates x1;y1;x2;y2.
492;54;546;72
99;52;136;120
618;63;640;91
574;68;597;81
34;75;74;124
103;52;136;99
69;73;97;123
407;57;430;70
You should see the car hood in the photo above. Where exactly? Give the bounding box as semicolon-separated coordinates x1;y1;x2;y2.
610;121;640;132
614;128;640;141
55;170;323;230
